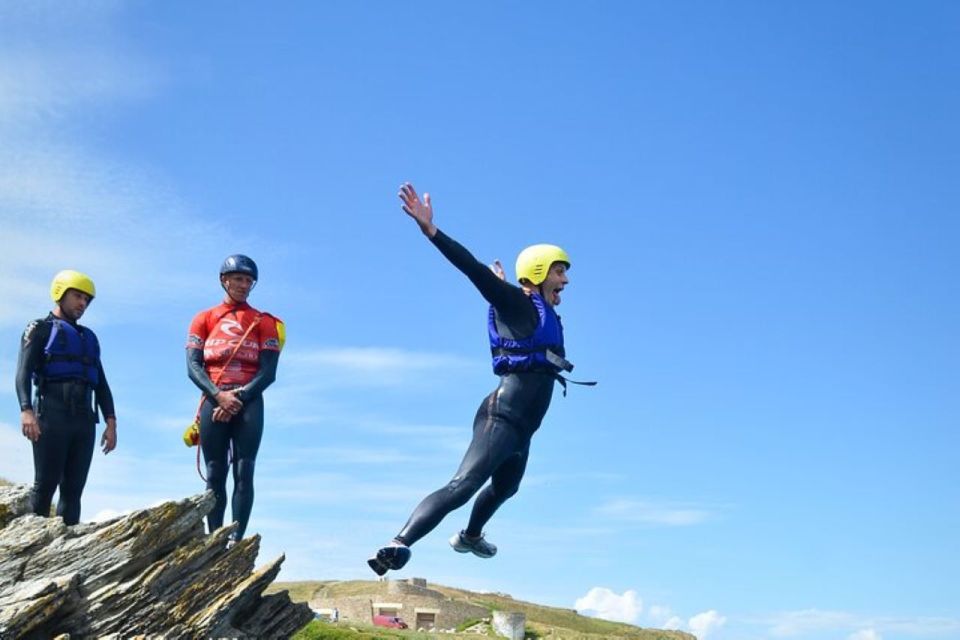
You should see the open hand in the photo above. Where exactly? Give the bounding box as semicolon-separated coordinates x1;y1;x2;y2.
398;182;437;238
101;418;117;454
490;259;506;281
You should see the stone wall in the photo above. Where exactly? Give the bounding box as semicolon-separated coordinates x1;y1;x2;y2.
310;579;489;631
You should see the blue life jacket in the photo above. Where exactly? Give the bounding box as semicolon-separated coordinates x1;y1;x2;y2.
39;319;101;386
488;293;574;375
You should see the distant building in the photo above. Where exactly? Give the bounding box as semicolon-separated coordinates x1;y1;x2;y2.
310;578;491;632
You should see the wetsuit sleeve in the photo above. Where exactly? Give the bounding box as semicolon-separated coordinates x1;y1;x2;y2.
186;309;220;397
95;362;117;419
186;348;220;398
14;319;49;411
430;229;537;327
236;315;282;401
236;350;279;402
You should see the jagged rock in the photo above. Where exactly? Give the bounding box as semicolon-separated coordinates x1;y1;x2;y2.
0;486;313;639
0;485;32;530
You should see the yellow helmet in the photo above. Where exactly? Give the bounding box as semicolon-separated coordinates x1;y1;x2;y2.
515;244;571;285
50;270;96;302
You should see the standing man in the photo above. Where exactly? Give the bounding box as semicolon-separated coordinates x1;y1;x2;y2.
15;270;117;525
186;254;285;546
369;183;587;575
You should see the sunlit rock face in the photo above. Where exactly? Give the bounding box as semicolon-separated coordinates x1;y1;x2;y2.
0;486;312;639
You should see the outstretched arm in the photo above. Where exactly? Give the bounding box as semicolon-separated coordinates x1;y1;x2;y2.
398;182;535;326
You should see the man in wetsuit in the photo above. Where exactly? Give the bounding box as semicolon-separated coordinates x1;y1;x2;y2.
15;270;118;525
368;182;579;575
186;254;285;545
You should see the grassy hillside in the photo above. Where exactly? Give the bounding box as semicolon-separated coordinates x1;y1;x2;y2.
271;579;693;640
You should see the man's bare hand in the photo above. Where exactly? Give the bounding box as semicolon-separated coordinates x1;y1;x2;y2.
215;390;243;414
490;259;506;281
399;182;438;238
101;418;117;454
21;409;40;442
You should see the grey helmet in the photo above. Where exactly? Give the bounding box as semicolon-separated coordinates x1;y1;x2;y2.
220;254;258;281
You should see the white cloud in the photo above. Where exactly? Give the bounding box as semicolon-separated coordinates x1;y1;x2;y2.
648;604;683;630
575;587;643;624
0;144;235;328
0;48;156;129
574;587;727;640
594;498;714;526
0;2;155;128
664;615;683;630
0;11;239;330
848;630;882;640
688;610;726;640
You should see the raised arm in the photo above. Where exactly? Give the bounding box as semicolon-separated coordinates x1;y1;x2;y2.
399;182;438;238
399;183;532;322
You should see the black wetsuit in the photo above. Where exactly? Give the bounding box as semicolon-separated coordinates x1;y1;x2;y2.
396;230;558;545
186;335;279;540
14;314;116;526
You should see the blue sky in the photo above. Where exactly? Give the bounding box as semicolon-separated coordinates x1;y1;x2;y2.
1;2;957;639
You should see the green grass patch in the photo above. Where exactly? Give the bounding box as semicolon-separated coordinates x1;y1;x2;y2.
292;620;449;640
454;617;484;632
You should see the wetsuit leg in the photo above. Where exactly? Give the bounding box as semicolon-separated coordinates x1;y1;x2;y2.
465;440;530;537
229;395;264;540
56;415;96;526
396;393;524;546
199;399;230;533
31;404;71;519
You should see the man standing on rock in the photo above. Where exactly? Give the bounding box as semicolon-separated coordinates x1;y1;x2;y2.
368;183;592;575
186;254;285;546
15;270;118;525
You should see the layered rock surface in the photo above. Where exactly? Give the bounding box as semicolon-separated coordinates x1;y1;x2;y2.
0;485;312;639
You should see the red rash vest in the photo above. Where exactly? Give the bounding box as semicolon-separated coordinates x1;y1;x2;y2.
187;301;283;386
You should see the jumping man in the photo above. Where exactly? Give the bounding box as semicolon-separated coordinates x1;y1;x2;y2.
369;183;586;575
